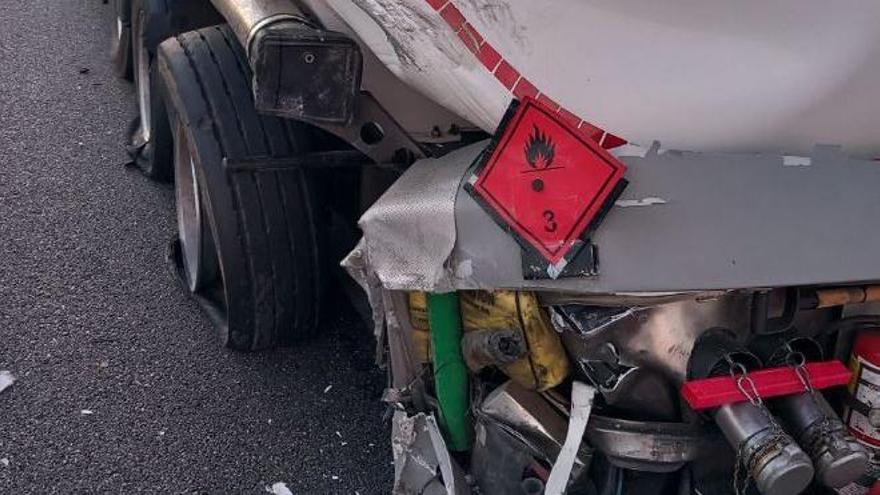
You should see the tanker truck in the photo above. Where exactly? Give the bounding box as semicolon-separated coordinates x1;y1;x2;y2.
109;1;880;493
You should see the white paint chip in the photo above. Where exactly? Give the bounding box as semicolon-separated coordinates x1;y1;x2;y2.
80;409;94;415
323;385;333;394
265;482;293;495
615;197;668;208
783;155;812;167
454;259;473;279
611;143;649;158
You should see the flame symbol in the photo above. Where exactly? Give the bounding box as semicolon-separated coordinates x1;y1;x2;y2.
524;125;555;169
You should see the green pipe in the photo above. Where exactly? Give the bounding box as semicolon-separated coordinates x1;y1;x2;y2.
427;291;472;451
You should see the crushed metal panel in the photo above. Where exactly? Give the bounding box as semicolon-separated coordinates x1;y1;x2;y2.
391;412;471;495
353;143;476;292
455;143;880;292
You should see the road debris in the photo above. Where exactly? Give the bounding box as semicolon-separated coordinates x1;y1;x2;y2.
323;384;333;393
80;409;94;415
265;482;293;495
0;458;9;468
0;371;15;395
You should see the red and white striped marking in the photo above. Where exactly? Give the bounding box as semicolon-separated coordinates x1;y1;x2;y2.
424;0;627;150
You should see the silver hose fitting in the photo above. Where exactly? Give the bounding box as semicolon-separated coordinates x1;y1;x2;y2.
774;391;868;488
714;401;814;495
689;329;814;495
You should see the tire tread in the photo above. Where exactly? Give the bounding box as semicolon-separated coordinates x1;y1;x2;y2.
160;25;322;349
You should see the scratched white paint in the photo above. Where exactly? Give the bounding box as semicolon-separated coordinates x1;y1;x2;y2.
326;0;880;156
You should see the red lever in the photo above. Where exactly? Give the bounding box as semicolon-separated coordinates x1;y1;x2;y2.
681;360;851;411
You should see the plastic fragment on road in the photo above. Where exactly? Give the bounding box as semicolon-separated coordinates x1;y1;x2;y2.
545;382;596;495
391;411;471;495
0;371;15;395
265;482;293;495
80;409;94;415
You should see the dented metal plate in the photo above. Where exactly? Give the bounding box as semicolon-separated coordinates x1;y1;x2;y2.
352;140;880;293
455;143;880;292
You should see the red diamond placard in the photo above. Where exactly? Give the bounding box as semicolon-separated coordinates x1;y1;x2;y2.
467;97;627;267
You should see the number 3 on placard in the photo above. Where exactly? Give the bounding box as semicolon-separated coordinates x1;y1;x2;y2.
543;210;557;232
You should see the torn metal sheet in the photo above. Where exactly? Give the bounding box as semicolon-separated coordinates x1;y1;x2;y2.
479;381;591;474
342;240;389;361
345;143;476;292
0;371;14;395
470;419;537;495
391;412;471;495
349;138;880;293
554;294;751;383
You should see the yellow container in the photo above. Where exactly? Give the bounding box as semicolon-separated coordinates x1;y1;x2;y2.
408;290;570;391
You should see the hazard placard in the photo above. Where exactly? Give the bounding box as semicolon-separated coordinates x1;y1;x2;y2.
465;97;627;277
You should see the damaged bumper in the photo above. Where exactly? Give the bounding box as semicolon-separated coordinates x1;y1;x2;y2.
345;139;880;495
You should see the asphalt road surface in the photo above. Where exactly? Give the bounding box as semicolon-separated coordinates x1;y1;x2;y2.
0;1;392;493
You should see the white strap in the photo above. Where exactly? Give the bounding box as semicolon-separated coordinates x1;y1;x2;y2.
545;381;595;495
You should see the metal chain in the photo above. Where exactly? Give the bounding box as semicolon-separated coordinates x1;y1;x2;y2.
786;349;815;393
725;354;765;495
733;442;749;495
727;357;763;406
730;348;819;495
734;415;789;495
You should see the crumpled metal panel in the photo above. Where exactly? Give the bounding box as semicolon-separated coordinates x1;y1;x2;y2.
344;144;475;292
349;139;880;293
555;294;752;383
391;412;471;495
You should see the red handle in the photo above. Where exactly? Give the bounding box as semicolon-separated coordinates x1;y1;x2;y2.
681;360;851;411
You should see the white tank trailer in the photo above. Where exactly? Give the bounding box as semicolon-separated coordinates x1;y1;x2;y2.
109;1;880;493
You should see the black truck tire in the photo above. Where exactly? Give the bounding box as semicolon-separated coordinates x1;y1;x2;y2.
129;0;222;181
157;25;324;350
110;0;133;80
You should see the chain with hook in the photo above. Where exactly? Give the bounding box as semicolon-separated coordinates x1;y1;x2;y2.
723;354;765;495
784;346;815;393
726;354;763;407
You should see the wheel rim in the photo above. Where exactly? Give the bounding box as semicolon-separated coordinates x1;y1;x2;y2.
134;11;152;143
174;121;209;293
